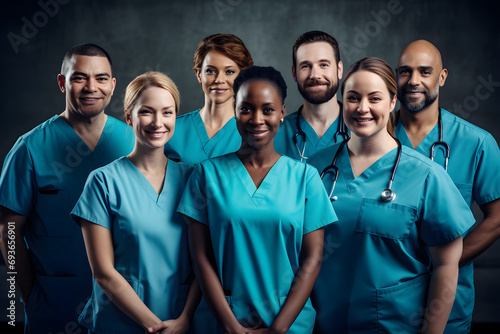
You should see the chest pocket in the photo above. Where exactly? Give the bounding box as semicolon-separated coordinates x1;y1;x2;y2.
35;189;78;237
356;198;417;240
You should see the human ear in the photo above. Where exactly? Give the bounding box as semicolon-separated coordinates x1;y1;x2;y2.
439;68;448;87
57;74;66;93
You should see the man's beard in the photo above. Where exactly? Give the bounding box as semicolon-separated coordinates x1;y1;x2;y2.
298;79;338;105
397;84;439;112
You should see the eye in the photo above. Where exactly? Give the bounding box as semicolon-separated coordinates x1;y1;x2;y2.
399;69;409;75
226;69;236;75
239;106;251;113
320;63;329;68
205;68;215;74
263;108;275;114
346;96;360;101
72;76;85;82
370;97;381;101
138;109;152;114
421;69;432;76
300;64;311;69
96;77;108;82
164;110;174;116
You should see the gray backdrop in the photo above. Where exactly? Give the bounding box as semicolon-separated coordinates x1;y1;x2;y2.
1;0;499;325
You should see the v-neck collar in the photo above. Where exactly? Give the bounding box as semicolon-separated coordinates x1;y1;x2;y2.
297;110;341;148
121;157;173;211
192;110;236;154
226;153;285;206
395;115;440;153
338;143;399;193
53;114;115;164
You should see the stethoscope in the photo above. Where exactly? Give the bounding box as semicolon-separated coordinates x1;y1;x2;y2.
396;108;450;171
293;102;350;162
320;137;402;202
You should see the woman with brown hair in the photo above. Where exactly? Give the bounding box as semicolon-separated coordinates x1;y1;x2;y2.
164;33;253;165
308;57;474;333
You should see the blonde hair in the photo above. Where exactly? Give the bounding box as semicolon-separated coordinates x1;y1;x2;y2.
124;71;180;115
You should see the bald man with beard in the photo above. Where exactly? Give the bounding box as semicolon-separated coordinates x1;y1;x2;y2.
394;39;500;333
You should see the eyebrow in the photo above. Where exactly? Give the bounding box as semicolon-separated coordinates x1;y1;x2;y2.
398;65;433;71
70;72;111;78
141;104;175;110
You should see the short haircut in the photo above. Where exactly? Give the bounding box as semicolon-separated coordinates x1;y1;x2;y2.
192;33;253;74
61;43;112;76
233;65;287;104
292;30;341;68
124;71;180;115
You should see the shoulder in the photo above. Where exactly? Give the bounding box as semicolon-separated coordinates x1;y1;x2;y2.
89;157;126;180
442;109;492;141
176;109;200;121
282;110;299;127
169;159;194;178
17;115;60;144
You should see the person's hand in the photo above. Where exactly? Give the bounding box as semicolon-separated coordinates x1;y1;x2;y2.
243;329;282;334
146;316;190;334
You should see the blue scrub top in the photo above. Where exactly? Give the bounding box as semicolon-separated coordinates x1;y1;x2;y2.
308;144;475;333
71;157;193;333
395;109;500;329
164;109;241;165
0;115;135;334
178;153;337;333
274;104;347;161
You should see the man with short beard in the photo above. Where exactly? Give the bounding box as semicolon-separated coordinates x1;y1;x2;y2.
394;39;500;334
274;30;348;162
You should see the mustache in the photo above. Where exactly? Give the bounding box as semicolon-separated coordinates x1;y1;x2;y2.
404;85;425;93
305;79;330;86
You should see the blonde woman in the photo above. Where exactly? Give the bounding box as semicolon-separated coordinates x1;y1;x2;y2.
72;72;199;333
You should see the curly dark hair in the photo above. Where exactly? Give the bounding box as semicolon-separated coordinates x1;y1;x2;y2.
233;65;287;104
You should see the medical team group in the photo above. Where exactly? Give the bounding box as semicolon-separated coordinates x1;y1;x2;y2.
0;30;499;334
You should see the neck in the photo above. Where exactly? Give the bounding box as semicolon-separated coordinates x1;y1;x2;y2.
200;96;235;129
399;102;440;132
60;109;107;132
236;140;279;168
301;97;340;125
348;130;397;158
301;98;340;139
127;145;167;173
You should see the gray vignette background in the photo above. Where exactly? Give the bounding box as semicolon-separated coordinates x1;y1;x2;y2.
1;0;499;327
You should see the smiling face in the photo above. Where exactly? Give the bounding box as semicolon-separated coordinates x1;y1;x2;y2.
58;55;116;118
396;40;447;113
293;41;343;105
235;80;285;151
196;51;240;105
126;86;176;150
343;70;396;139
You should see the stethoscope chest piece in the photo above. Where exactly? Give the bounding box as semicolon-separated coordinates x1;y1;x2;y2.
381;188;396;202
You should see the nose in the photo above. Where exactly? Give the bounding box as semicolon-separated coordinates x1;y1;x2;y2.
84;78;97;92
408;71;420;86
358;98;370;113
250;111;264;124
214;72;226;84
153;112;163;128
310;64;321;79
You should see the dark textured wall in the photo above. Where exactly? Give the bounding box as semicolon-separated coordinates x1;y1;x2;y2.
1;0;499;323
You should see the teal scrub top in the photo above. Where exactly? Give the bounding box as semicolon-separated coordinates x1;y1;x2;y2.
71;157;193;333
308;144;475;333
395;109;500;329
274;104;348;162
164;109;241;165
178;153;337;333
0;115;135;334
